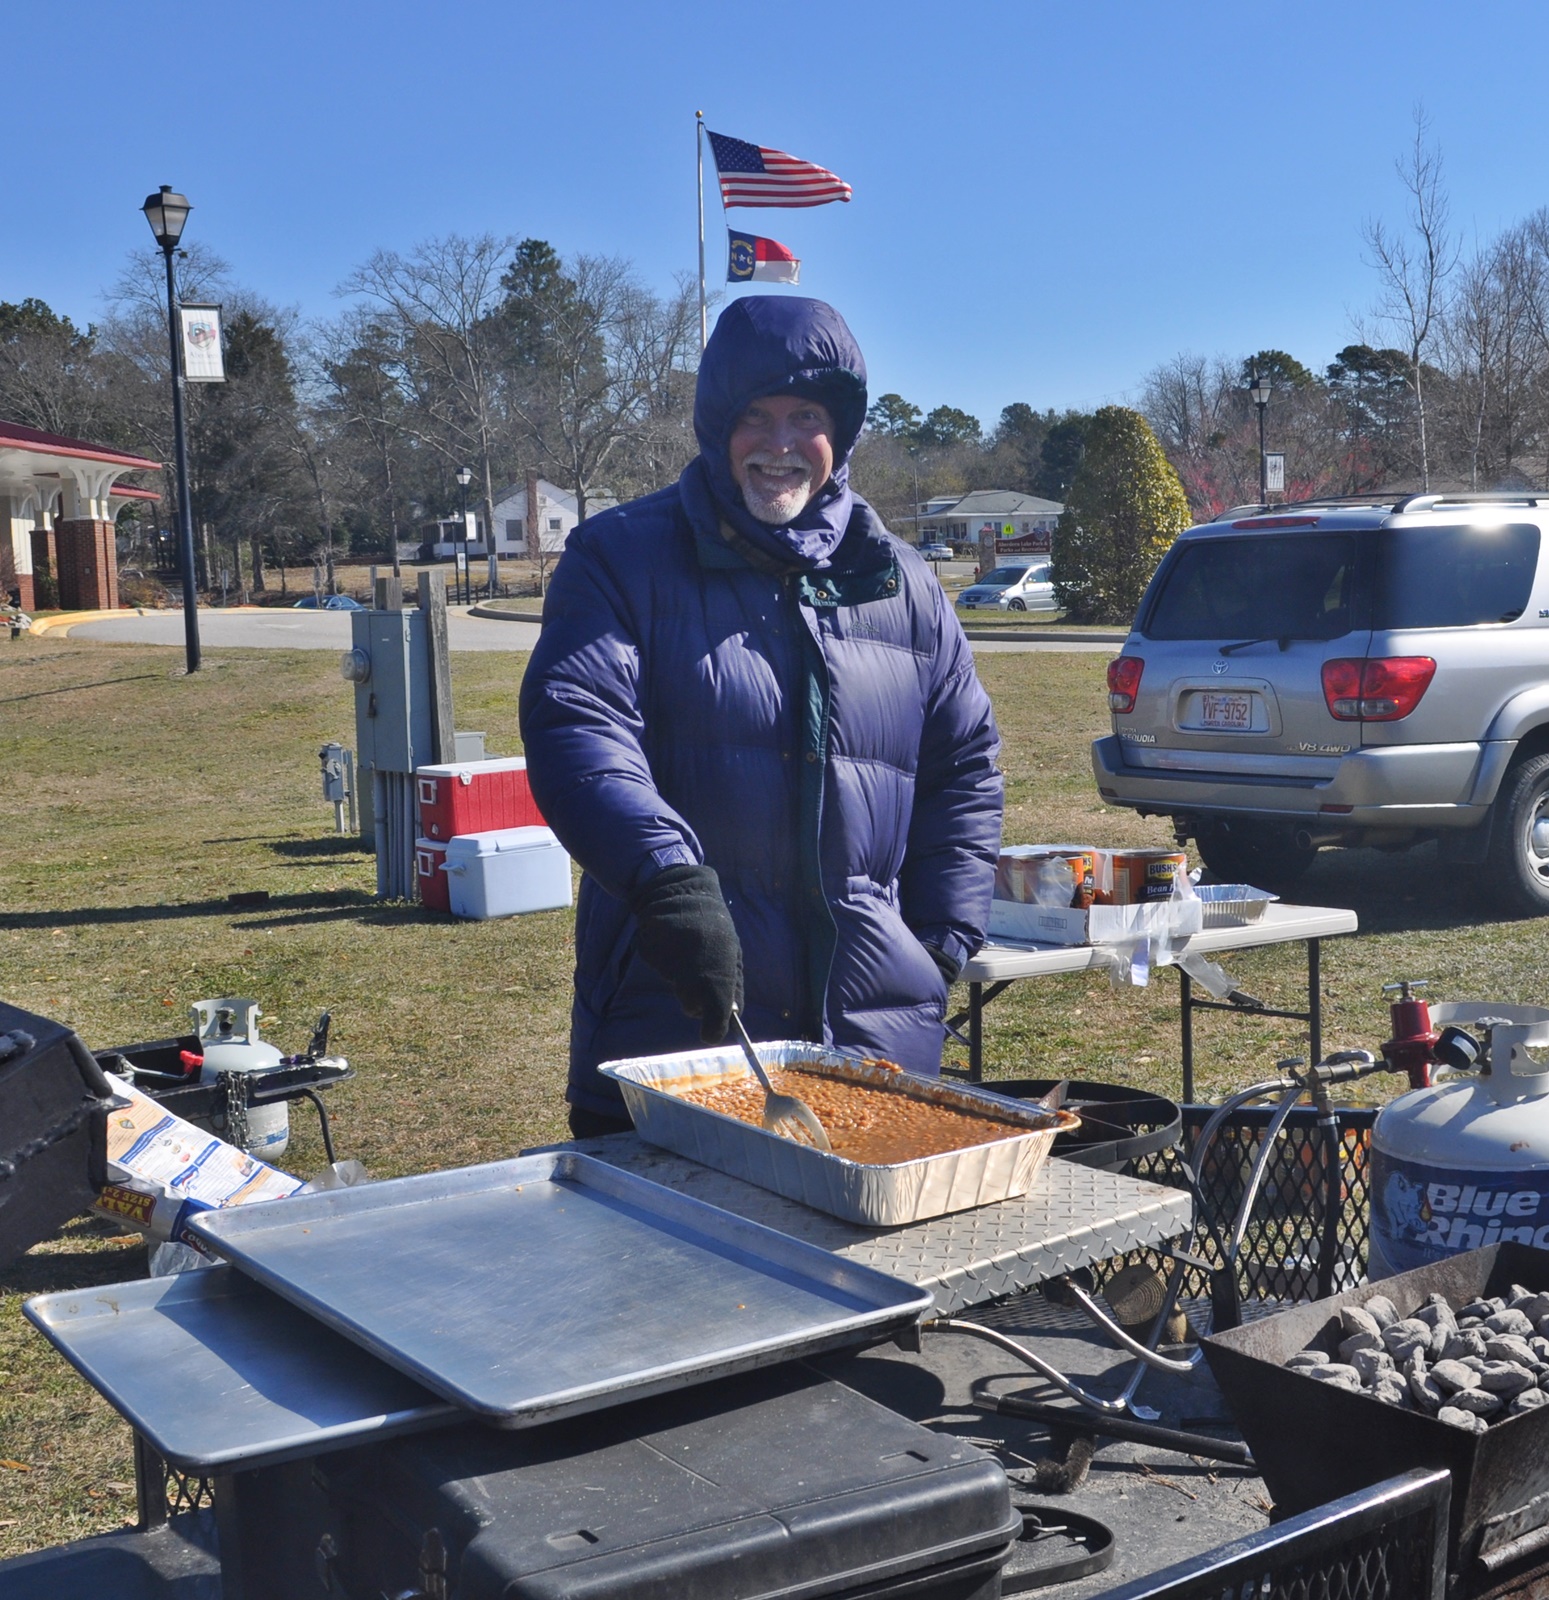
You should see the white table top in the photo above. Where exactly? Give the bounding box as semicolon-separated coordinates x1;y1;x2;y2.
961;900;1359;984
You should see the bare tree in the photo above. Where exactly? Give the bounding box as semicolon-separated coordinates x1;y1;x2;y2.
1362;109;1457;489
341;234;515;586
1438;228;1540;488
501;247;700;521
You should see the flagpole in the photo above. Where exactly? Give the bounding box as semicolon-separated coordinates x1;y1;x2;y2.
696;110;707;349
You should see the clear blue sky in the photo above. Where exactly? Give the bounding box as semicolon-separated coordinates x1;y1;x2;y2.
11;0;1549;430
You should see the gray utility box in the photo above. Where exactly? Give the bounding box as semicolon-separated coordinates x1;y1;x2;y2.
349;607;433;778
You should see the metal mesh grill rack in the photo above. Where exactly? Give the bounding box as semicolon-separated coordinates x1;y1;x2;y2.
133;1435;213;1528
1093;1467;1449;1600
1097;1102;1377;1311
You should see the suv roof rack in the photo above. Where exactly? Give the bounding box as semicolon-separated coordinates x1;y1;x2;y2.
1390;490;1548;513
1210;494;1402;522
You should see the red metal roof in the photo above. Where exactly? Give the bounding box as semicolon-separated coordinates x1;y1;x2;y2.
0;419;161;473
110;484;161;501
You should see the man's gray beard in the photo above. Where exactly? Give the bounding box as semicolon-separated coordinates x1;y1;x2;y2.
741;475;814;526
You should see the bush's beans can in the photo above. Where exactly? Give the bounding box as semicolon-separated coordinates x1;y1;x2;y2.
1108;848;1188;904
994;846;1098;908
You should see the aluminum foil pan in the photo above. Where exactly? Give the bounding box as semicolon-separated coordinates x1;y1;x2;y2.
599;1043;1079;1226
1194;884;1278;928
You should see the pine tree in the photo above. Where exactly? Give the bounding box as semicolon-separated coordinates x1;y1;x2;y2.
1052;406;1190;624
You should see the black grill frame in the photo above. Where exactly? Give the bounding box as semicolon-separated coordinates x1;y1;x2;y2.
1097;1102;1377;1312
1092;1467;1449;1600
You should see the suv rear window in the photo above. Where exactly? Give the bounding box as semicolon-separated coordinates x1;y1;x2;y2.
1375;523;1539;628
1143;534;1358;641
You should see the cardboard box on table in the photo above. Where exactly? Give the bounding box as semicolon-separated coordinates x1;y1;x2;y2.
987;896;1203;947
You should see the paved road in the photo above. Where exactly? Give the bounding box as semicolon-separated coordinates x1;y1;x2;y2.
68;607;543;652
65;607;1114;655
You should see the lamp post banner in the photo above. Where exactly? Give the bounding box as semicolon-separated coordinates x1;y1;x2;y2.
179;304;226;383
1265;452;1286;493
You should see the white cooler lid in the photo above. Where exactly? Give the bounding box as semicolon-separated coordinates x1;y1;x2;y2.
415;757;528;780
445;826;558;858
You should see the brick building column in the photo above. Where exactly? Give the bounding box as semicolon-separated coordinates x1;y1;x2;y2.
54;519;119;611
2;498;34;610
0;541;27;610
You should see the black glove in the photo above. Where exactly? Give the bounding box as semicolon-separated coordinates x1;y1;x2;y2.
923;944;961;985
630;864;744;1044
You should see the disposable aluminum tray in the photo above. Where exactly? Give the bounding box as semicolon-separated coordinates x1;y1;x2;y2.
1194;884;1277;928
186;1150;932;1426
600;1044;1078;1226
24;1265;455;1472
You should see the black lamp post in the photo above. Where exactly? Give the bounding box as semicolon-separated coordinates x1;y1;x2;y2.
1248;369;1273;507
142;185;200;673
455;466;472;605
907;446;924;551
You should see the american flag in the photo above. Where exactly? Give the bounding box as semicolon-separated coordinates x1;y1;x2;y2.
707;130;852;208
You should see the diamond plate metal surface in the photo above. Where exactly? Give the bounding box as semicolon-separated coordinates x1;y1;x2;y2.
580;1136;1192;1315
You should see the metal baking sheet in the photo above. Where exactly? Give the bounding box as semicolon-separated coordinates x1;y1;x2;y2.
600;1043;1078;1226
186;1151;933;1425
24;1265;456;1472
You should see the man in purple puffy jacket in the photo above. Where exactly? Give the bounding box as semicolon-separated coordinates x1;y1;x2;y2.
519;296;1003;1137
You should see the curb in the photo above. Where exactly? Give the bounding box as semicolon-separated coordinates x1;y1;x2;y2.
961;627;1126;644
28;604;270;637
27;608;151;635
471;604;545;623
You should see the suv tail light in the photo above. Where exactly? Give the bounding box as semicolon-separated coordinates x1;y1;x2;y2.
1321;656;1437;721
1107;655;1144;713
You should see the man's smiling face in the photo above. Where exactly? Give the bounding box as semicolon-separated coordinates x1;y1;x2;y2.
728;394;836;525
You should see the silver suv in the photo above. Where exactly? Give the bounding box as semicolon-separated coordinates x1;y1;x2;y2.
1091;494;1549;912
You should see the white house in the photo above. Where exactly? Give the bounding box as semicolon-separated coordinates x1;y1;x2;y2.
419;478;616;559
905;489;1064;554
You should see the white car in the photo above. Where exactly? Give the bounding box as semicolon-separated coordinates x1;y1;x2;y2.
918;542;954;561
955;561;1056;612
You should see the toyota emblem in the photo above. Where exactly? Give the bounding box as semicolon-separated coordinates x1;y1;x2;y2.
1211;661;1228;675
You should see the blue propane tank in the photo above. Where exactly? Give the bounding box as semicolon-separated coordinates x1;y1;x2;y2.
1369;1002;1549;1279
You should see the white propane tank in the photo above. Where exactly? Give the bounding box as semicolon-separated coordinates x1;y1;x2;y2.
192;997;289;1160
1369;1002;1549;1279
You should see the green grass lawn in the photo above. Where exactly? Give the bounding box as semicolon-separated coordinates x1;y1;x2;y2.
2;631;1546;1554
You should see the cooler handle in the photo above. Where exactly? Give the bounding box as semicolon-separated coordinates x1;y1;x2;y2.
417;778;438;806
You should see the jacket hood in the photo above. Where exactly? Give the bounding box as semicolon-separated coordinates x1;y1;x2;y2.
687;296;869;567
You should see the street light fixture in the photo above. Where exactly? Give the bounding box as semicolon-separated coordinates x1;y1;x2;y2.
1247;369;1273;507
141;185;200;672
456;466;472;606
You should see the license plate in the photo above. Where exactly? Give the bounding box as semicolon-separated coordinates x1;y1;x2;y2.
1194;692;1254;730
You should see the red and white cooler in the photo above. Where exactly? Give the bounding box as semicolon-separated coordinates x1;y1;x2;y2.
443;827;572;920
416;757;543;840
414;838;451;913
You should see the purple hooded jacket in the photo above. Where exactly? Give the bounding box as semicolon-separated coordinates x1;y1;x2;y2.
519;297;1003;1115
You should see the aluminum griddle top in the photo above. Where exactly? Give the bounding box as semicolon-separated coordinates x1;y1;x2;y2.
23;1265;456;1472
570;1137;1193;1315
186;1150;934;1426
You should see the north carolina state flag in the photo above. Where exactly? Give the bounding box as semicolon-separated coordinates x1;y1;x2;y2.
727;230;800;285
